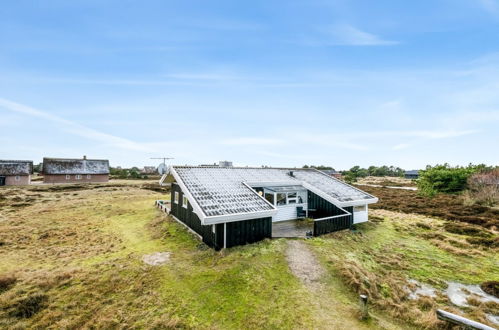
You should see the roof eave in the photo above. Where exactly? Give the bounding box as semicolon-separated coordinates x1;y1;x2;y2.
203;209;278;225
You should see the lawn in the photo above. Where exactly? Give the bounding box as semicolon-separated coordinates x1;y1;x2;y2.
0;183;496;329
0;183;402;329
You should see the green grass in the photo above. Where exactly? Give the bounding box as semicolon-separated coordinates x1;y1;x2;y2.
0;184;360;329
306;209;499;328
2;184;495;328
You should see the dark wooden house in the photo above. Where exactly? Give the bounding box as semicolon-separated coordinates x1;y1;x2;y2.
0;160;33;186
164;166;378;249
404;170;419;179
43;156;110;183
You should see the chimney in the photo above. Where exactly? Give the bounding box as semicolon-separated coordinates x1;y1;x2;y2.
288;170;294;177
83;155;87;160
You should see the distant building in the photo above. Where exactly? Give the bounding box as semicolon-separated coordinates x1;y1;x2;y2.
141;166;158;175
219;161;233;167
0;160;33;186
43;156;110;183
320;169;342;179
404;170;419;179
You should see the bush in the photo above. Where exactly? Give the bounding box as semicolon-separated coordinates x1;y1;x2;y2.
417;164;488;197
464;168;499;207
0;275;17;292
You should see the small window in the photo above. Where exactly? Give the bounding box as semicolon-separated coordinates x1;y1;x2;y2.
354;205;366;212
76;175;82;180
287;192;297;204
66;175;70;180
15;176;20;181
87;174;91;179
265;193;275;205
174;192;179;204
276;193;286;206
182;196;188;208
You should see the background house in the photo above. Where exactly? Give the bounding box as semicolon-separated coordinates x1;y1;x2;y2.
165;166;377;249
43;156;110;183
0;160;33;186
141;166;158;175
404;170;419;179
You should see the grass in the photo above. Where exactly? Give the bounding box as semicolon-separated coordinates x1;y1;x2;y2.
1;182;496;328
307;209;499;328
357;185;499;230
1;183;396;329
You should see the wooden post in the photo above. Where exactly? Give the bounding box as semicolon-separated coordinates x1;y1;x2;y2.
359;294;369;320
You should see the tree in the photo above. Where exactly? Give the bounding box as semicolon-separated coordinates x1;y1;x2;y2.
417;164;487;197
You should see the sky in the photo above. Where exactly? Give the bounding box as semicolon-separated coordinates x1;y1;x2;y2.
1;0;498;170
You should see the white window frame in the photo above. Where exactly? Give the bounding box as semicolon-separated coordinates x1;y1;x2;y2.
86;174;91;179
174;192;179;204
287;192;298;204
182;196;188;208
75;175;82;180
15;175;20;181
65;174;70;180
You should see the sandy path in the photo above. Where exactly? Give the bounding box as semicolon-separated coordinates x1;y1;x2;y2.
285;240;325;289
284;240;406;329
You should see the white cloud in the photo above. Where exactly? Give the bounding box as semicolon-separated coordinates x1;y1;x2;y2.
220;137;285;146
327;24;398;46
478;0;499;14
392;143;410;150
0;98;156;152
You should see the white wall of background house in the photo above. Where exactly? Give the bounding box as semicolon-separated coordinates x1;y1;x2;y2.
263;186;308;222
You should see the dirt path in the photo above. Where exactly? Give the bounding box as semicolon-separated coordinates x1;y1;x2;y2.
285;240;407;330
285;240;325;289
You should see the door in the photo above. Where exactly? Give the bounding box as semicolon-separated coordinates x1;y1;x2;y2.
0;176;5;186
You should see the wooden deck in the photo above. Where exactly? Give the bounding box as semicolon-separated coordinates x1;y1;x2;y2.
272;219;313;238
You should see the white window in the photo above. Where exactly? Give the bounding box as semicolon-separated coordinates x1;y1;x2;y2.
182;196;188;208
287;192;297;204
174;192;179;204
86;174;91;179
354;205;366;212
66;175;70;180
76;175;82;180
15;176;20;181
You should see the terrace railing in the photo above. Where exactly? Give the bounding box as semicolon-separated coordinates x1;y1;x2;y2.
313;212;352;236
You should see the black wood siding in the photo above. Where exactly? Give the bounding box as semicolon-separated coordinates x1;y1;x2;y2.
225;217;272;248
307;191;353;236
170;183;221;249
170;183;272;249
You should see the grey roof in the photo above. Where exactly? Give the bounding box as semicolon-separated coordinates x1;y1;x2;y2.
405;170;419;175
170;166;377;219
0;160;33;176
43;158;110;175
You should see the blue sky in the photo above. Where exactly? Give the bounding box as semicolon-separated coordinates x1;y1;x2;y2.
1;0;498;169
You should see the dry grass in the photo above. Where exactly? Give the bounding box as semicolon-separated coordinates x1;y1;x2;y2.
307;209;499;329
357;185;499;229
357;176;417;187
1;182;401;329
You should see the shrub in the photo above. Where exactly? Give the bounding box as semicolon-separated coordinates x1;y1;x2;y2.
464;168;499;207
417;164;488;197
0;275;17;292
8;292;47;318
480;281;499;298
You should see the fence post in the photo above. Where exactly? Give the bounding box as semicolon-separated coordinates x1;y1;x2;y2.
359;294;369;320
